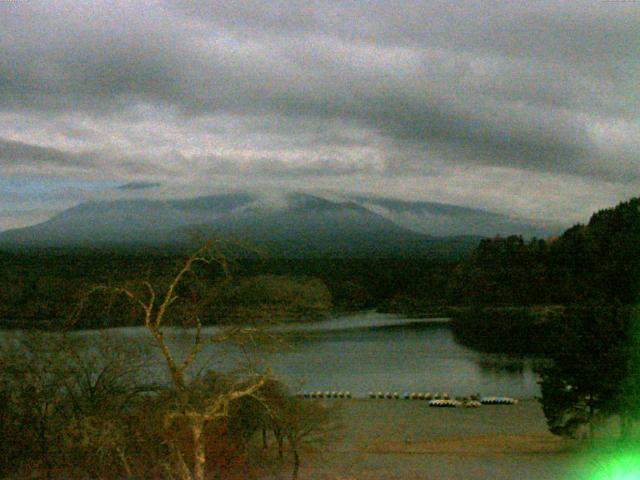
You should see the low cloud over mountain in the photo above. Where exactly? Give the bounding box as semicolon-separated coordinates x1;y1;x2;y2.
0;191;557;257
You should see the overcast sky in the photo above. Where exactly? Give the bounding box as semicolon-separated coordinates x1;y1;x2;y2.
1;0;639;231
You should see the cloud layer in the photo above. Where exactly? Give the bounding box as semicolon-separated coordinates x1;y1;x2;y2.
1;0;639;229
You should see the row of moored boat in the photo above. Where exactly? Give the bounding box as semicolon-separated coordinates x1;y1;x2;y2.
296;391;517;406
299;391;352;399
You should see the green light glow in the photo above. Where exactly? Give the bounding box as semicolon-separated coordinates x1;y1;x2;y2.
585;448;640;480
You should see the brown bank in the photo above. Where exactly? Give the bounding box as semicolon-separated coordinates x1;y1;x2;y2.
292;399;590;480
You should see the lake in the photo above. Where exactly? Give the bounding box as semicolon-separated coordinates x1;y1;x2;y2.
56;310;541;399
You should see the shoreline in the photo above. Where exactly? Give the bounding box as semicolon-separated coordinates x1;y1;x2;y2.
299;398;580;479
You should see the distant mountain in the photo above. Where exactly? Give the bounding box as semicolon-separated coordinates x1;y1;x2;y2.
191;193;481;258
0;191;552;257
351;195;558;238
0;192;255;246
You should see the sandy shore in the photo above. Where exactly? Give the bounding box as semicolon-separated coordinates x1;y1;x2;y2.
294;399;587;480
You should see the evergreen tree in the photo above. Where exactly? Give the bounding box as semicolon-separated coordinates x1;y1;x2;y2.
537;305;640;439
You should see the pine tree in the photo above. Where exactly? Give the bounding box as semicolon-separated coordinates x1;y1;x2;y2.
537;305;637;439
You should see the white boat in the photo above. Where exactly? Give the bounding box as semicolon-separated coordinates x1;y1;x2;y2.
428;399;461;407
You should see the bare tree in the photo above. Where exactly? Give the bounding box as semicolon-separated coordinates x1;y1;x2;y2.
0;331;71;476
279;397;340;480
0;329;154;478
78;240;273;480
247;379;341;480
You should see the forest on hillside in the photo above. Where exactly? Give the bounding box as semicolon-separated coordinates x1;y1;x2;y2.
452;197;640;306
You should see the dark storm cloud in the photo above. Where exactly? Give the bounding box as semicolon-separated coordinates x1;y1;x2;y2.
116;182;162;191
0;137;168;178
0;0;638;212
0;138;92;168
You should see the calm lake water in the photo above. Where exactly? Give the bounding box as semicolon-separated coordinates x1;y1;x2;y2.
267;311;541;398
3;311;541;398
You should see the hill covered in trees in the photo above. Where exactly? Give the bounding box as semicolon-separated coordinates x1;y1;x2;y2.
446;197;640;354
450;197;640;306
447;198;640;440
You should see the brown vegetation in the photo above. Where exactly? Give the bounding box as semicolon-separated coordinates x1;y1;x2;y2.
0;241;338;479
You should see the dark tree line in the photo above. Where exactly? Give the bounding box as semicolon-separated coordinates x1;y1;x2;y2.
453;198;640;440
450;198;640;306
0;250;459;328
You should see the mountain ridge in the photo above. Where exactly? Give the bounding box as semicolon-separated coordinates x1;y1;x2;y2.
0;191;552;257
